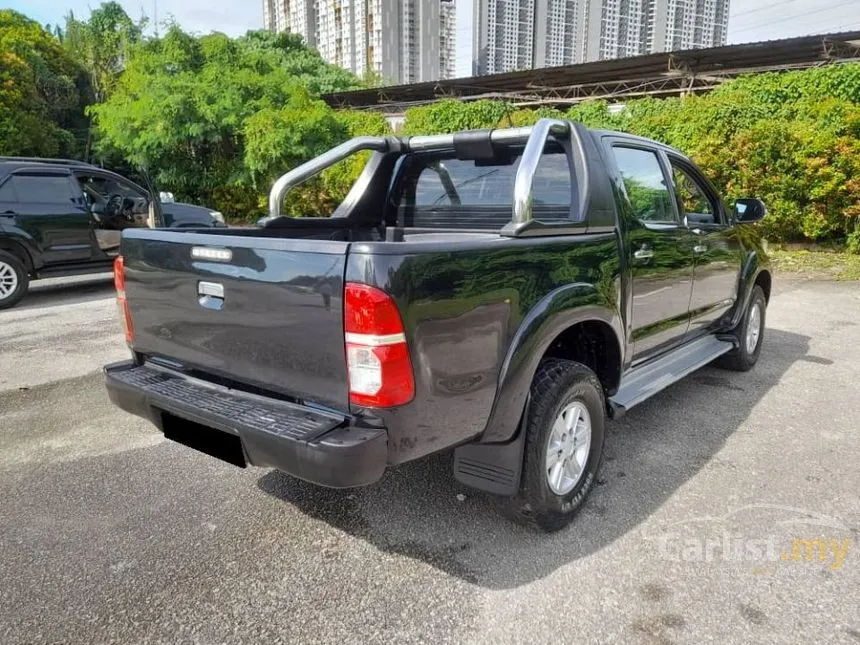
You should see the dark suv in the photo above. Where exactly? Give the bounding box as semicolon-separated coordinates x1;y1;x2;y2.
0;157;225;309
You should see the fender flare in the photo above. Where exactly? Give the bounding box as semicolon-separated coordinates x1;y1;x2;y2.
479;282;624;443
727;251;771;330
0;236;37;273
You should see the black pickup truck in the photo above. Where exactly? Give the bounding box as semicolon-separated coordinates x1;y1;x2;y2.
104;119;771;530
0;157;225;309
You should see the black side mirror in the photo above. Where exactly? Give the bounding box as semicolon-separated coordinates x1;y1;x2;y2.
734;198;766;223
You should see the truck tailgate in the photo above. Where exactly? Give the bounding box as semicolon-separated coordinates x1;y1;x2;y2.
120;229;350;411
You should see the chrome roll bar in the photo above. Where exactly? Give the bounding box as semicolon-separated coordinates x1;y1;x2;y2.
268;136;389;218
267;119;572;222
511;119;571;225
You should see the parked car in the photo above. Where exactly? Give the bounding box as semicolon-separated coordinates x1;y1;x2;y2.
158;191;226;228
104;119;771;530
0;157;225;309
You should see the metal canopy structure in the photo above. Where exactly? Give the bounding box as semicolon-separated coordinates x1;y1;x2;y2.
323;31;860;111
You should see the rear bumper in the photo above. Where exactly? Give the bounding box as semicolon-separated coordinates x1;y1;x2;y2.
104;361;387;488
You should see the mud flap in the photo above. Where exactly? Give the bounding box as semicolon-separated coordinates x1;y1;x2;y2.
453;399;528;496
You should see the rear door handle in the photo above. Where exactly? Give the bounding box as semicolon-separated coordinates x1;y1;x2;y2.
633;247;654;260
693;244;708;253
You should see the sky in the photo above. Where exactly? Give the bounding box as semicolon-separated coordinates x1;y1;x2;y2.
4;0;859;78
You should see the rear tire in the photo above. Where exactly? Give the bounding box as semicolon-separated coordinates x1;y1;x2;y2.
0;251;28;310
717;285;766;372
507;359;606;532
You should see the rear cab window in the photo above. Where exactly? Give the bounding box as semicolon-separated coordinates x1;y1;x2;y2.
393;146;574;230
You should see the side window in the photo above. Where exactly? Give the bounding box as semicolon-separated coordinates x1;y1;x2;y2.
77;174;145;201
107;177;146;200
0;179;17;202
669;162;718;225
612;146;676;224
10;174;77;205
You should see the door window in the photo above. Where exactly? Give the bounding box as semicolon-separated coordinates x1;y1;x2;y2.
76;175;146;206
76;173;150;244
669;162;719;225
0;179;17;202
9;174;77;204
611;147;677;224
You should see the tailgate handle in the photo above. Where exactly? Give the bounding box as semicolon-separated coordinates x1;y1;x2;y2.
198;281;225;310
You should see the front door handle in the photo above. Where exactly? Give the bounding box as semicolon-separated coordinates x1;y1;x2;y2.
633;247;654;260
693;244;708;253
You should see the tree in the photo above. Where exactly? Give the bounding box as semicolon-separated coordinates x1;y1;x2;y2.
63;2;143;105
0;10;88;157
90;26;361;217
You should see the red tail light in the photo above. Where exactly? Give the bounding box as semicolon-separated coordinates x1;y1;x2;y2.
344;282;414;408
114;256;134;344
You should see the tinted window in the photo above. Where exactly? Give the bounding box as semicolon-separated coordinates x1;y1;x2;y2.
0;179;16;202
77;174;145;201
413;152;571;208
612;147;676;224
11;175;76;205
670;161;718;225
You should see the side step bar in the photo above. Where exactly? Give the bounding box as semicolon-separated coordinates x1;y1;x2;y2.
454;335;735;496
608;334;736;418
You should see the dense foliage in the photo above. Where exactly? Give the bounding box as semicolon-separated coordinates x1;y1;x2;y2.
402;65;860;250
90;27;362;214
1;4;858;248
0;10;89;157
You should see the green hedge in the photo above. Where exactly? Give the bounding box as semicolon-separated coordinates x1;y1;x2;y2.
402;64;860;251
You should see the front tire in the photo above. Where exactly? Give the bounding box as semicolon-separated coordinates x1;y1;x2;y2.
0;251;28;310
718;285;766;372
508;359;606;532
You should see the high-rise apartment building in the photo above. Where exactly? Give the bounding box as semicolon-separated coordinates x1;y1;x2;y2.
473;0;729;75
263;0;457;83
439;0;457;80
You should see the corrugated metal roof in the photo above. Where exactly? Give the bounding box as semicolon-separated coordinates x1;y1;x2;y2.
323;31;860;109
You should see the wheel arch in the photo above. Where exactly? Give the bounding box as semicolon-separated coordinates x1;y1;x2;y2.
480;283;624;443
754;268;772;303
728;252;772;329
0;238;34;274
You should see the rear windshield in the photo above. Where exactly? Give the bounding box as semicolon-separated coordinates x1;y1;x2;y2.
393;147;573;230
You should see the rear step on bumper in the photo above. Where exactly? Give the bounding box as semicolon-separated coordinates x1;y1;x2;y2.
104;361;387;488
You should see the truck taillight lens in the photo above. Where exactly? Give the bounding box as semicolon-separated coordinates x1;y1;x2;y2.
344;282;414;408
114;256;134;344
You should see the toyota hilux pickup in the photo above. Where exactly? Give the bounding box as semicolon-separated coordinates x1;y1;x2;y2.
104;119;771;530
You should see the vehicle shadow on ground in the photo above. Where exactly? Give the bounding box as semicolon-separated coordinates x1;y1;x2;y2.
258;328;814;589
11;276;114;312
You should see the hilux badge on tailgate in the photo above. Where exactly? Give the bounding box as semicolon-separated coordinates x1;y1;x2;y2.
191;246;232;262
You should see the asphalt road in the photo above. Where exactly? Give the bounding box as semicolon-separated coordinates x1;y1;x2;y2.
1;275;859;644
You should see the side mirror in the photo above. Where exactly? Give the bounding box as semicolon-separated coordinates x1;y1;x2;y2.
734;198;766;223
91;202;106;215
